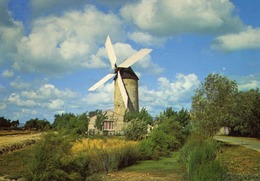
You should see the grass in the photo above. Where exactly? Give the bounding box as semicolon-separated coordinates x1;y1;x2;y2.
0;144;36;179
103;153;185;180
217;143;260;180
123;154;180;173
0;135;259;180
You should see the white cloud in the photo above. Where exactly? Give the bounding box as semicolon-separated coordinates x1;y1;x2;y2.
83;82;114;109
212;27;260;52
127;32;166;46
139;73;200;114
2;69;14;77
120;0;244;36
12;6;124;74
236;74;260;91
0;1;24;64
0;103;6;110
10;78;31;90
47;99;65;110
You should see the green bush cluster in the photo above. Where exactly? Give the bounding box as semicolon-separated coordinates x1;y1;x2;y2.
179;135;227;181
139;108;191;160
24;134;140;180
90;142;139;173
24;133;90;181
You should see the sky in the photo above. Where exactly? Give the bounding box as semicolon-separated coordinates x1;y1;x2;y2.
0;0;260;123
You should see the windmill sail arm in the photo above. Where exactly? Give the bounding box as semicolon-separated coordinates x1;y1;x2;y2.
118;48;152;68
88;73;115;91
105;36;117;69
117;71;128;108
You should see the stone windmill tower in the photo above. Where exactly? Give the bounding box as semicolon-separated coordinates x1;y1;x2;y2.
89;36;152;116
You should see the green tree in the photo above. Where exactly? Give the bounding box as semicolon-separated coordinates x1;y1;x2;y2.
191;74;238;137
24;118;51;131
124;107;153;125
124;108;153;140
140;108;190;159
52;112;89;135
95;110;108;131
230;89;260;137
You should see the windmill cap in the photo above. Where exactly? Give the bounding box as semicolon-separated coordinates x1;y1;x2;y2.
114;67;139;80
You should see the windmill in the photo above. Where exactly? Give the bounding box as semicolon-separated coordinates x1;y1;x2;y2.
88;36;152;115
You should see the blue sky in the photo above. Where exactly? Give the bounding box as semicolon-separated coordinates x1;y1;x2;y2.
0;0;260;123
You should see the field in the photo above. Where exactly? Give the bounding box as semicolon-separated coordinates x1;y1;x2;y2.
0;131;42;155
0;133;259;180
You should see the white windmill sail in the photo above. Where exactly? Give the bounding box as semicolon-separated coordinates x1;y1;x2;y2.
118;48;152;68
105;36;117;69
88;73;115;91
117;71;128;108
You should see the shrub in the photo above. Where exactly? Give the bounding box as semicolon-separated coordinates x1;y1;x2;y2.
179;135;227;180
24;133;90;181
71;138;140;173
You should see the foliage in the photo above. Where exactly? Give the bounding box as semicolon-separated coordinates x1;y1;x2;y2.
0;117;19;129
24;118;51;131
94;110;108;131
139;108;191;160
179;135;227;181
229;89;260;137
123;108;153;141
191;74;238;137
124;107;153;125
71;138;139;173
52;112;89;135
124;119;147;141
25;133;90;181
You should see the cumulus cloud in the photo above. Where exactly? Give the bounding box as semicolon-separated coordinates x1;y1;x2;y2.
2;70;14;78
212;27;260;52
139;73;200;114
10;78;31;90
120;0;244;36
12;6;124;74
127;32;166;46
0;0;24;64
4;83;81;121
236;74;260;91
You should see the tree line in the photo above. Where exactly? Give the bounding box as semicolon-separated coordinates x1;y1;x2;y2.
1;73;259;138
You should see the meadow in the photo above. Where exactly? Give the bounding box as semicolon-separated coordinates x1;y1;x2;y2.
0;132;259;181
0;131;41;155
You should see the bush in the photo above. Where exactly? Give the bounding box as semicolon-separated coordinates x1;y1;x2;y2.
124;119;147;141
24;133;90;181
179;135;227;181
193;160;227;181
71;138;140;173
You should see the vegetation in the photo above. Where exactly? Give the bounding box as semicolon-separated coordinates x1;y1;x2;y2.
24;118;51;131
24;133;89;181
1;73;259;180
24;133;140;180
191;73;260;138
52;112;89;136
0;117;19;129
123;108;153;141
179;135;227;181
139;107;191;160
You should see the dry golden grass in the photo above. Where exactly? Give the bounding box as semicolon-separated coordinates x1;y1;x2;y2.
217;143;260;175
0;132;42;155
71;138;138;154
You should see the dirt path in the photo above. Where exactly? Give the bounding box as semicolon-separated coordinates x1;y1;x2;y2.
214;136;260;152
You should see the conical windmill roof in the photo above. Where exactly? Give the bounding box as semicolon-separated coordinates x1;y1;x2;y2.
114;67;139;80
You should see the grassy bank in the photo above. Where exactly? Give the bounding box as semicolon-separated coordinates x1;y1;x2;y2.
0;144;36;180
